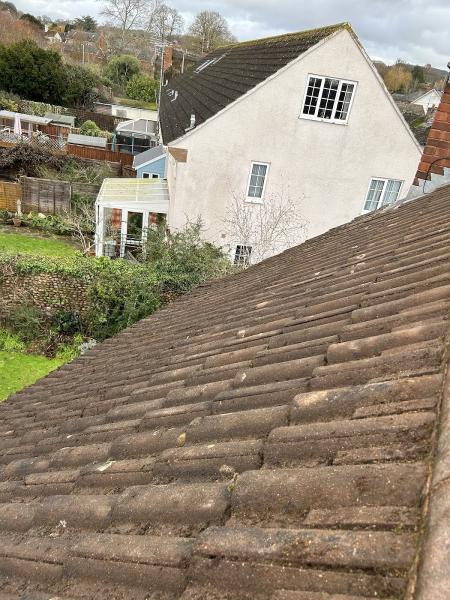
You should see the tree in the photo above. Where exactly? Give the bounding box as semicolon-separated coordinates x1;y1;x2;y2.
383;64;413;94
74;15;98;31
411;65;425;86
104;53;140;87
0;10;44;46
0;40;67;103
20;13;43;29
0;1;17;14
126;73;158;101
223;189;307;265
63;64;101;108
99;0;147;50
147;0;183;43
189;10;235;53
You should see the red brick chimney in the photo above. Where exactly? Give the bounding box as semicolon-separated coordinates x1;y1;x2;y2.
413;77;450;187
163;47;173;72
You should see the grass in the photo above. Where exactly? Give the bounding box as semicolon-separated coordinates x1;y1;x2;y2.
0;227;77;258
115;97;158;111
0;351;63;401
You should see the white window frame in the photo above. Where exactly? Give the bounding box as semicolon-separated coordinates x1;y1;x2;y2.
142;173;160;179
361;177;404;213
300;74;357;125
234;244;252;266
246;161;270;203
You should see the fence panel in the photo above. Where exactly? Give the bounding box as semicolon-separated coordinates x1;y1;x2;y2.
66;144;134;167
0;182;21;212
71;182;101;199
21;177;71;215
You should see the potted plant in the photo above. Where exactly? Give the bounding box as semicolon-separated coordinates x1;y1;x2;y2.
12;213;22;227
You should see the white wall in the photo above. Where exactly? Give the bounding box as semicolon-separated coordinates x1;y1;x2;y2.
167;29;422;261
413;90;442;114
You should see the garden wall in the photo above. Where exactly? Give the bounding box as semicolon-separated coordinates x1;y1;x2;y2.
0;265;91;318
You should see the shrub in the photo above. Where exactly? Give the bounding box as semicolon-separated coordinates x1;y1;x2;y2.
126;74;158;103
145;219;235;294
103;55;140;88
5;304;46;344
79;120;111;139
0;328;25;352
0;94;17;111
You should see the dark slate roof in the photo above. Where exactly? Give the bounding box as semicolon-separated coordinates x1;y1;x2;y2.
1;185;450;598
133;144;166;169
160;22;352;143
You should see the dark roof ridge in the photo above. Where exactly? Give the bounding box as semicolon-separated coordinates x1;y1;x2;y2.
211;21;353;52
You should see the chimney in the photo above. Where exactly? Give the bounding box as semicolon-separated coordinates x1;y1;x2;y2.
163;47;173;72
412;65;450;191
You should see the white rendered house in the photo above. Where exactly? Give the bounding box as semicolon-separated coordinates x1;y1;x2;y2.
412;89;443;114
160;23;422;265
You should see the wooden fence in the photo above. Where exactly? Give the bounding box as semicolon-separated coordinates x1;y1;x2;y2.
21;177;71;215
0;181;21;212
67;144;134;167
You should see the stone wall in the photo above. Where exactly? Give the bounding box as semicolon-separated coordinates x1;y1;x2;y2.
0;266;90;318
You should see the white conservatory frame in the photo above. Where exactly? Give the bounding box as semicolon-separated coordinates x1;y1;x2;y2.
95;178;170;258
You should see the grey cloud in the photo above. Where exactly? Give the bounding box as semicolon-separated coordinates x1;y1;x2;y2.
13;0;450;68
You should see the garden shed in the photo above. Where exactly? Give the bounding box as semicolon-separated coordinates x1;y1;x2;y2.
95;178;169;258
67;133;108;149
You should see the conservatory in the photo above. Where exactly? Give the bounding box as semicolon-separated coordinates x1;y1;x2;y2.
95;178;170;259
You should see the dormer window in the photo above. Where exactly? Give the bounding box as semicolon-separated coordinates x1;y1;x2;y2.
301;75;356;124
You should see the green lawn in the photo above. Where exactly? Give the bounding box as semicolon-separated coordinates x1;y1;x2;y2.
0;228;77;257
0;351;64;401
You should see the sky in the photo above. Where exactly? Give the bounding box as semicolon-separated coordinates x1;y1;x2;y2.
12;0;450;69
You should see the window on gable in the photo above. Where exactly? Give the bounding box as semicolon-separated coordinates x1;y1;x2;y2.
143;173;160;179
302;75;356;123
234;245;252;266
247;162;269;200
363;178;403;212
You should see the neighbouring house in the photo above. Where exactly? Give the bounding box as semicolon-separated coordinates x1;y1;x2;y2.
160;22;422;264
95;103;158;123
133;145;167;179
408;77;450;197
115;119;159;155
95;177;169;257
411;88;443;114
2;183;450;598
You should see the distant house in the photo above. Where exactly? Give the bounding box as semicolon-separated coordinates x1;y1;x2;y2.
411;89;443;114
160;22;421;264
133;146;167;179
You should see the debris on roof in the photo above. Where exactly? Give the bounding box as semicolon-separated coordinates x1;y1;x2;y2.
0;184;450;598
160;22;353;143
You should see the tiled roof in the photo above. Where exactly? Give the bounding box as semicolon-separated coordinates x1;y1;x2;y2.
160;23;352;144
1;185;450;598
414;79;450;183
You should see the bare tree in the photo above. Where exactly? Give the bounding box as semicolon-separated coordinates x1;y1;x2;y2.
189;10;235;54
147;0;184;43
62;201;97;255
223;189;308;265
98;0;147;50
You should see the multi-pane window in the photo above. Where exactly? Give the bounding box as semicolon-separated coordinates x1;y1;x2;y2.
247;162;269;200
234;245;252;266
302;75;356;123
363;178;403;212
